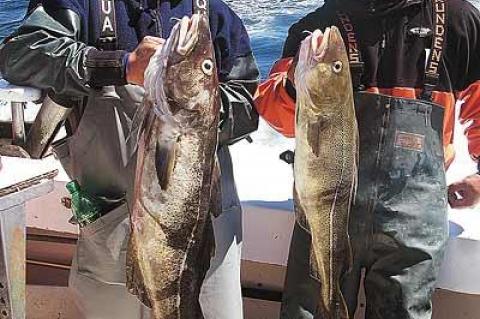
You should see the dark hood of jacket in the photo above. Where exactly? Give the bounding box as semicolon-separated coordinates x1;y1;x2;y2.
332;0;424;18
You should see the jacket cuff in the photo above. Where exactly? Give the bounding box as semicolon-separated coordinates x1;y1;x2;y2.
85;48;128;87
285;78;297;100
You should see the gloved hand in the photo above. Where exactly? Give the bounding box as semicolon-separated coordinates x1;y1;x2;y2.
126;36;165;86
448;174;480;208
287;54;298;87
287;59;297;87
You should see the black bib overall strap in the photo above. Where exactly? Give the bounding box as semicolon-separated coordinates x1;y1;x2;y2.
337;0;447;100
98;0;118;50
422;0;447;101
337;12;365;92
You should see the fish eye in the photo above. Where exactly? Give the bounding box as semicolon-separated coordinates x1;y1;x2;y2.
332;61;343;74
202;59;214;75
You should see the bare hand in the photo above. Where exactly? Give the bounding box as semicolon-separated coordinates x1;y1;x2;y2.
126;36;165;86
448;174;480;208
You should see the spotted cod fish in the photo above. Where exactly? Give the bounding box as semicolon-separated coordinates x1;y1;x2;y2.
294;26;359;319
126;11;220;319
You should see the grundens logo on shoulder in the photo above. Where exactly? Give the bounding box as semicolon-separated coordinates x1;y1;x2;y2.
427;0;446;75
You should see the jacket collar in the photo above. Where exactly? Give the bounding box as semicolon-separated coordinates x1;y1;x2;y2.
333;0;424;18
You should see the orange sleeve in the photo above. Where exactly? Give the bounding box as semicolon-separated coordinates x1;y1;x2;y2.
458;80;480;160
254;58;296;138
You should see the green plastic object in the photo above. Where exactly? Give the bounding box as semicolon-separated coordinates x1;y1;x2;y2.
66;180;103;227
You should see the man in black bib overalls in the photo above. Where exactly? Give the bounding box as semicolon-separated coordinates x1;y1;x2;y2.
0;0;259;318
255;0;480;318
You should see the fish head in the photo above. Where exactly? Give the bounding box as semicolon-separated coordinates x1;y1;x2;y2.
144;14;218;126
295;26;352;114
167;14;218;124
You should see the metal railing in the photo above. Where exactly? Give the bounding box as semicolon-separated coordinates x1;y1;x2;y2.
0;79;58;319
0;79;70;159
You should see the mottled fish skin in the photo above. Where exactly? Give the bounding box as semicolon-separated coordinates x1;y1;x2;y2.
294;26;358;319
126;13;219;319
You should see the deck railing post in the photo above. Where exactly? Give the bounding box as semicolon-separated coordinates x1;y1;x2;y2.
10;102;26;147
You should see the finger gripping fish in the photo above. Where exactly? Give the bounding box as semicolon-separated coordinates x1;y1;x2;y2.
294;26;359;319
126;13;220;319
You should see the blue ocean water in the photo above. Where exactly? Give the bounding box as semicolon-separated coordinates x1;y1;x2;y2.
2;0;480;77
0;0;29;42
0;0;319;77
223;0;320;77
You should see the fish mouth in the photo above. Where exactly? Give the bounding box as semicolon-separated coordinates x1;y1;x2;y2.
311;27;330;62
176;14;200;56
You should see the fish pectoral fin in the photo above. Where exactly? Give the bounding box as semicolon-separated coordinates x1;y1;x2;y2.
306;119;326;157
155;135;180;190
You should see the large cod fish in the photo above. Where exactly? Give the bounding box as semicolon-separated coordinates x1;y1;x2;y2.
126;12;219;319
294;26;358;319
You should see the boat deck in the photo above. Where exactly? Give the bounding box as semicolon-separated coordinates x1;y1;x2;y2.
1;79;479;318
14;148;480;318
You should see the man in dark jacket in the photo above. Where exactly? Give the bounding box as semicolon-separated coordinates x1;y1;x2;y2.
0;0;259;318
255;0;480;318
